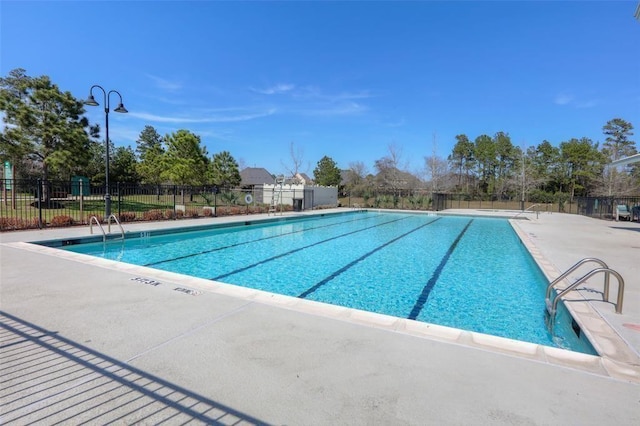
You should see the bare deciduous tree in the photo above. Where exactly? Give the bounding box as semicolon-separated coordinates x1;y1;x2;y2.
281;141;308;183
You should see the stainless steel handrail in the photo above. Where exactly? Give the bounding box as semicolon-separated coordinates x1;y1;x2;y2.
545;258;625;334
512;203;542;219
89;215;124;241
89;216;106;242
107;214;124;239
544;258;609;301
547;268;625;316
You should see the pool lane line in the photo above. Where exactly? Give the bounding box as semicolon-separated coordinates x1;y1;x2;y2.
407;219;474;321
143;213;386;267
210;215;419;281
298;217;443;299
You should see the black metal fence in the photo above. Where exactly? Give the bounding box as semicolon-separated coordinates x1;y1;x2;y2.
3;178;639;231
429;193;573;213
575;196;640;221
341;190;640;220
0;179;303;231
341;191;568;213
340;189;433;210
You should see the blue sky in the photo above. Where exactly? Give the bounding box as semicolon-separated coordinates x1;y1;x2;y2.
2;1;639;177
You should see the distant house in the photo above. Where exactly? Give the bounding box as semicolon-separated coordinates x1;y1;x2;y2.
295;172;314;185
240;167;274;189
611;153;640;167
284;172;314;185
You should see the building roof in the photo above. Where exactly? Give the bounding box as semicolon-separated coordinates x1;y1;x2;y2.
295;172;314;184
240;167;274;186
611;153;640;167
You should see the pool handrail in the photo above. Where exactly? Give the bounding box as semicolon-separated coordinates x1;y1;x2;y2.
107;214;125;239
512;204;542;219
89;215;124;242
545;258;625;328
544;257;609;301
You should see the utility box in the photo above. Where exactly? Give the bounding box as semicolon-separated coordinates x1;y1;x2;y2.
292;198;303;212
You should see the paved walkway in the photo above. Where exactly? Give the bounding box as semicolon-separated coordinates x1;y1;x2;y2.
1;209;638;424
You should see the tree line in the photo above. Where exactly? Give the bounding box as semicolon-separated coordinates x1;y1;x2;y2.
0;69;243;190
440;123;638;201
1;69;637;203
340;124;637;202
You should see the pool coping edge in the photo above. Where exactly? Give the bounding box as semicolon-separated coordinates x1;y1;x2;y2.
4;238;640;384
509;219;640;380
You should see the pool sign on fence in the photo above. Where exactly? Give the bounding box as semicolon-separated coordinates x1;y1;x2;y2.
3;161;12;190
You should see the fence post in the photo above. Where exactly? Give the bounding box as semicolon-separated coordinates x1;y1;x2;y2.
79;180;84;224
558;198;562;213
117;182;121;218
11;168;16;210
37;179;43;229
173;186;177;219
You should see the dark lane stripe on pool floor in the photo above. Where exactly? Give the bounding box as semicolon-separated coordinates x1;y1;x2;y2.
298;217;443;299
407;219;474;320
144;213;384;267
209;216;419;281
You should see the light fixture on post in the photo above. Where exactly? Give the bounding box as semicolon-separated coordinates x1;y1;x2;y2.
84;85;128;219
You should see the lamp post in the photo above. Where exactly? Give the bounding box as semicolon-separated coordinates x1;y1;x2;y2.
521;145;526;211
84;85;128;219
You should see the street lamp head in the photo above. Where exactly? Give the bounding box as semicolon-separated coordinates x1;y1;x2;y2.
113;102;128;113
84;94;99;106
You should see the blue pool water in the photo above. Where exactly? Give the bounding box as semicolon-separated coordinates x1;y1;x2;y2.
63;211;595;354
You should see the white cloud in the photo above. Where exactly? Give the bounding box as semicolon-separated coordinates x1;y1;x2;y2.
576;100;597;108
293;86;374;102
298;101;368;117
554;93;573;105
109;126;143;145
325;90;374;101
386;118;407;127
128;108;276;124
554;92;598;108
246;83;374;117
251;83;295;95
146;74;183;92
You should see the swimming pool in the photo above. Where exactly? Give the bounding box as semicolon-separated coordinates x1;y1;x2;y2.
62;211;595;354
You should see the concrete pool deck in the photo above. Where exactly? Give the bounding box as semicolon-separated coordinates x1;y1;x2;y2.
0;209;638;424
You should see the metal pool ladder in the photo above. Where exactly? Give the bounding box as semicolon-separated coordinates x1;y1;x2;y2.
89;214;125;242
545;257;625;328
512;204;542;219
268;175;285;215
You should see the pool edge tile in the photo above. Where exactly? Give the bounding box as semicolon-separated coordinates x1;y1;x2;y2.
542;346;608;376
8;219;640;383
467;331;542;359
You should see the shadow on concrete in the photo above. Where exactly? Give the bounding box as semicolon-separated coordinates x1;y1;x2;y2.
0;311;269;425
609;226;640;233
